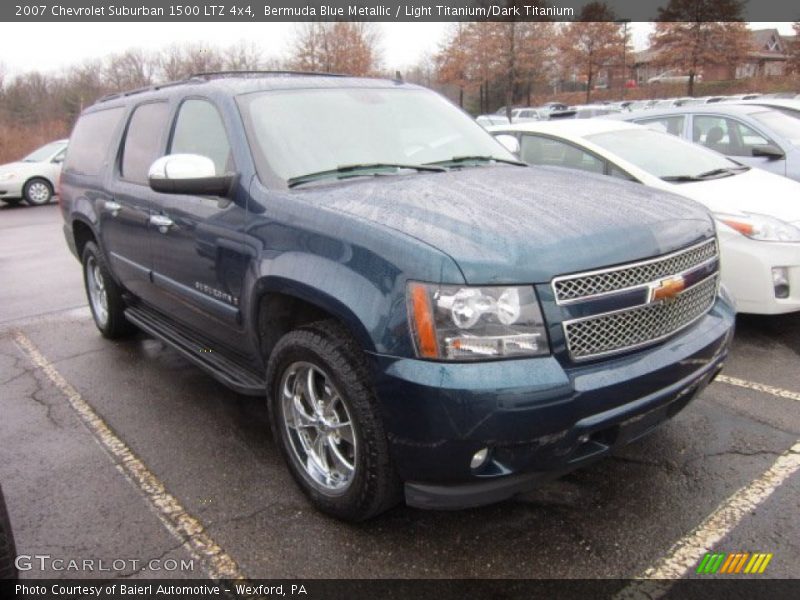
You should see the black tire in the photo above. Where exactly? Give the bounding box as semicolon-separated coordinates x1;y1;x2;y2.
0;198;22;207
22;178;53;206
81;241;136;339
267;320;401;521
0;486;18;580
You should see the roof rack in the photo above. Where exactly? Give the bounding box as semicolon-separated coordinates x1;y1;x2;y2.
96;77;204;103
95;70;354;104
189;70;348;80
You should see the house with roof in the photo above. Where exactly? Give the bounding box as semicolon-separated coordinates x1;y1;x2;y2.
632;28;795;85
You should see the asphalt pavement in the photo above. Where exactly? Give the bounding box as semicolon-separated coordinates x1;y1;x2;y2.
1;203;798;585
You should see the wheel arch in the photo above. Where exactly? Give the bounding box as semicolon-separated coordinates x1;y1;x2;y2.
23;175;54;194
71;217;98;259
253;277;376;363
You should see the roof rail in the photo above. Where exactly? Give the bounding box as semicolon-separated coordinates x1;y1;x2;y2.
96;77;205;104
189;70;348;80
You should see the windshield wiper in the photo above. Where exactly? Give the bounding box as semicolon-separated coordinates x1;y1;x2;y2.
661;165;749;183
695;167;747;179
425;155;526;168
661;174;704;182
287;163;445;188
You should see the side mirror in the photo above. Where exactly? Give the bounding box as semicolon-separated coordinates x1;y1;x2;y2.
751;144;785;160
495;134;520;155
148;154;236;196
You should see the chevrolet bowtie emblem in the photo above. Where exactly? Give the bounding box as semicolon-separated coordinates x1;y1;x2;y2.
650;276;686;303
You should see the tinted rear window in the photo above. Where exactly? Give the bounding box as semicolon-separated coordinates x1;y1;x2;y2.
63;107;125;176
121;102;170;185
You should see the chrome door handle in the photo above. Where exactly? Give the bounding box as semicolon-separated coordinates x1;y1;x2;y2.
149;214;174;234
104;200;122;216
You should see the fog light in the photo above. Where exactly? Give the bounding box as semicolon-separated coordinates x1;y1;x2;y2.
470;447;490;469
772;267;790;299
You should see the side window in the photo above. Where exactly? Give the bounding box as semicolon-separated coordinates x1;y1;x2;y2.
693;116;731;153
637;116;685;137
730;119;772;156
170;99;232;175
519;135;605;174
120;102;170;185
63;107;125;176
694;116;773;157
609;164;636;182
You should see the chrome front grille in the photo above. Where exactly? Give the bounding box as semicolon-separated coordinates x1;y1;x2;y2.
564;274;718;361
553;238;718;304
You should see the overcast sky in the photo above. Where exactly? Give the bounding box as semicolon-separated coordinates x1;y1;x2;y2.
0;22;794;77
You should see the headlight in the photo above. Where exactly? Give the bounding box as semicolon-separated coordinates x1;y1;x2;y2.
407;282;549;360
716;212;800;242
0;172;17;181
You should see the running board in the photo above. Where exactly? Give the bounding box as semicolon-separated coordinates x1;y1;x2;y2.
124;305;265;396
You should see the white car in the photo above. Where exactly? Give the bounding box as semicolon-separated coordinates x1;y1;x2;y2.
0;140;68;206
648;70;703;85
489;120;800;315
476;114;511;128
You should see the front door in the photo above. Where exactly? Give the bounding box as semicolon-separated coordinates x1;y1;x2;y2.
691;114;787;176
148;98;249;354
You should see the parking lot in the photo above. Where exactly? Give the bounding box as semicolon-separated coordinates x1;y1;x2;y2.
1;203;798;585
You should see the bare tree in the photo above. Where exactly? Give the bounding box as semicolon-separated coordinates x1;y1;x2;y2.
435;23;472;107
104;49;157;92
289;22;382;75
223;41;264;71
558;2;627;103
788;22;800;74
159;43;225;81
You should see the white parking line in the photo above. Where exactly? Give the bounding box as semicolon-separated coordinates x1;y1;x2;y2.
715;374;800;403
13;331;247;582
615;440;800;598
614;373;800;598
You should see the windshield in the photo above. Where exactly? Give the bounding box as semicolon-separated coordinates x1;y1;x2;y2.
238;87;514;185
586;127;743;180
23;141;66;162
750;110;800;146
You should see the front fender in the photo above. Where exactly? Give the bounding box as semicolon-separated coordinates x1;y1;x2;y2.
249;251;410;356
243;184;465;358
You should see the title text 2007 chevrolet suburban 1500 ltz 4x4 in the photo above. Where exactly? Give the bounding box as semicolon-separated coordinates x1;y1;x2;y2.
60;72;735;521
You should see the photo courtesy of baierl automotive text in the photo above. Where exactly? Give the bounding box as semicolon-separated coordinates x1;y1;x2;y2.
0;1;799;599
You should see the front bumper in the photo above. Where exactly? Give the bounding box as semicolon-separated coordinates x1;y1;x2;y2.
719;233;800;315
369;296;734;509
0;180;24;198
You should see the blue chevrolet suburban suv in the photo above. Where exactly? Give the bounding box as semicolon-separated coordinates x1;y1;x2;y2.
60;72;735;521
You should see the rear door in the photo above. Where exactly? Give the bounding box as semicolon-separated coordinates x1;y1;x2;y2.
103;101;171;302
148;98;249;352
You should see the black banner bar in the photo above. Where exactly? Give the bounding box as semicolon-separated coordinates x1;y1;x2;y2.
3;579;800;600
2;1;800;22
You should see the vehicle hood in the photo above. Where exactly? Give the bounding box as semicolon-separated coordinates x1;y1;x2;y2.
296;165;715;284
676;168;800;224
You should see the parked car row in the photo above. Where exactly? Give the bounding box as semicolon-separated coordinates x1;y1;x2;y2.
620;91;799;112
477;103;622;127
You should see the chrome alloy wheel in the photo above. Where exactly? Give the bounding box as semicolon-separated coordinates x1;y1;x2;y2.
280;361;357;494
86;255;109;327
26;181;51;204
